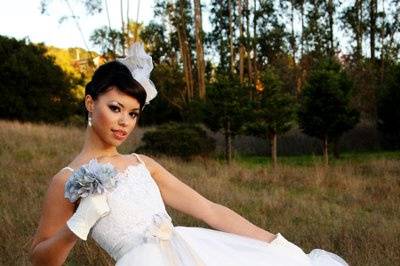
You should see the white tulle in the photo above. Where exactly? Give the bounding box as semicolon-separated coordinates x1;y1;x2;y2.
117;43;158;104
69;153;349;266
308;249;349;266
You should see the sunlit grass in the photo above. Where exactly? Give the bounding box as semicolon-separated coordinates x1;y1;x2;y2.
0;119;399;265
235;151;400;167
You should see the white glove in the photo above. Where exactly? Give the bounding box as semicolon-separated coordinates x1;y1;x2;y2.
269;233;306;256
66;193;110;241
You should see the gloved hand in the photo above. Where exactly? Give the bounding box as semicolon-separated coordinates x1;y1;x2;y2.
269;233;306;256
66;193;110;241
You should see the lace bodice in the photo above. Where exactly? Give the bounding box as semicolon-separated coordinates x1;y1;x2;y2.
63;153;173;261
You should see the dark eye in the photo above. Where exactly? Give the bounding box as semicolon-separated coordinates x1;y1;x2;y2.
130;112;139;119
109;105;120;112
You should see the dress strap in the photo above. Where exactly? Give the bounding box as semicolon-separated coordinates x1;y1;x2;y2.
61;166;74;172
131;152;145;165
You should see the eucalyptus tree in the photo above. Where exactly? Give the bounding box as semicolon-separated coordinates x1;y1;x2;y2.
209;0;237;74
302;0;330;57
255;0;288;67
370;0;378;60
341;0;367;60
155;0;195;101
193;0;206;99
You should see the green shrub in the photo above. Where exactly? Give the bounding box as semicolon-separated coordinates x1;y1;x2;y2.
136;122;216;159
377;63;400;150
0;35;80;123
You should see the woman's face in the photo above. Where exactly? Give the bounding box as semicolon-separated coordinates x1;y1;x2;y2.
86;87;141;146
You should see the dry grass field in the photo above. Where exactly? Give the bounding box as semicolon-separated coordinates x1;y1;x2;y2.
0;120;399;266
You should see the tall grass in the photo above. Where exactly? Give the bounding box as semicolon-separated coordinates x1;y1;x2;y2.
0;120;399;265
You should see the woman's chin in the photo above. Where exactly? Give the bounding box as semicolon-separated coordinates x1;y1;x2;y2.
112;139;124;146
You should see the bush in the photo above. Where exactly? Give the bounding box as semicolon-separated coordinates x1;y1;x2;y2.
377;63;400;150
136;122;216;159
0;35;79;123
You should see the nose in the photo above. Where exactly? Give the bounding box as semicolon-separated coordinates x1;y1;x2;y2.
118;113;128;126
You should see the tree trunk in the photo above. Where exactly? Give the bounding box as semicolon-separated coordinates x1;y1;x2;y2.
290;0;296;64
252;0;258;99
245;0;252;83
104;0;112;32
327;0;334;56
120;0;125;56
238;0;245;83
173;0;194;101
228;0;235;74
225;120;232;163
300;1;304;58
380;0;386;81
269;131;277;167
126;0;130;44
355;0;363;59
193;0;206;99
134;0;141;42
370;0;377;60
323;135;329;165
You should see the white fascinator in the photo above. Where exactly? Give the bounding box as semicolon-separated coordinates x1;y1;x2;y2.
117;42;158;106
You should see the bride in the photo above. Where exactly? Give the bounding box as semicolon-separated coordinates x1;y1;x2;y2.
29;43;348;266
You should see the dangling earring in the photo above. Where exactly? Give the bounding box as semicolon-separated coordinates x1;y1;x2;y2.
88;114;92;127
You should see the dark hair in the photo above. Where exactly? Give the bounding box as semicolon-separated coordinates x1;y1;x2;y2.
84;61;147;120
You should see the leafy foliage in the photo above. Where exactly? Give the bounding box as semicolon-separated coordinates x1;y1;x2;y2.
46;46;94;100
90;26;125;60
298;58;359;142
0;35;79;123
203;75;252;136
245;67;297;138
377;63;400;149
137;122;215;159
140;22;176;65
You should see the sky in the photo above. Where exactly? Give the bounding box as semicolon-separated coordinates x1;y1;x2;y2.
0;0;157;52
0;0;356;56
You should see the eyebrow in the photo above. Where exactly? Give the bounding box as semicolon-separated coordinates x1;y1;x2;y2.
111;101;140;111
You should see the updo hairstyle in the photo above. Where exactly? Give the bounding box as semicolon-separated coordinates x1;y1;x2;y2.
84;61;147;121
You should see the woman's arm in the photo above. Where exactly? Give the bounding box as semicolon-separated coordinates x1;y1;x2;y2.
30;171;79;266
139;154;276;244
201;203;276;243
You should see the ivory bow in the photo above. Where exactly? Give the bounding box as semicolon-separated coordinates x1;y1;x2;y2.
148;218;205;266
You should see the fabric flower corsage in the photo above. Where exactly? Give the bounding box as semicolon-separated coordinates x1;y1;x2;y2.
64;159;119;203
147;213;174;240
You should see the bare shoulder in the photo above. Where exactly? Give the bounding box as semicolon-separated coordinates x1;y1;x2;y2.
135;153;163;176
43;169;76;210
31;169;76;249
48;168;75;195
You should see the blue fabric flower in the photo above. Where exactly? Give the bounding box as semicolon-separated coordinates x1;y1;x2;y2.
64;159;119;203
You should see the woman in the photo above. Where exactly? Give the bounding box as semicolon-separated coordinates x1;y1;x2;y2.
30;43;348;266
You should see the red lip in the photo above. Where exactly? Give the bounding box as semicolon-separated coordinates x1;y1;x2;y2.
112;129;128;135
112;129;128;140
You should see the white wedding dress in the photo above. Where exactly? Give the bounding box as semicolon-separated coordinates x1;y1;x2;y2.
63;153;348;266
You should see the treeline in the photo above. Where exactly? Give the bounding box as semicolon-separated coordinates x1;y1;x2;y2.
2;1;400;164
137;1;400;164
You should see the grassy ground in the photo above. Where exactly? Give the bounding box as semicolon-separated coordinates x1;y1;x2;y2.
235;151;400;167
0;120;399;265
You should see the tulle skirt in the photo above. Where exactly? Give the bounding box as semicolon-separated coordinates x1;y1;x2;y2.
116;226;348;266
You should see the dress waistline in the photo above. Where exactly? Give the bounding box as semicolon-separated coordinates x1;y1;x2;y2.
113;217;206;266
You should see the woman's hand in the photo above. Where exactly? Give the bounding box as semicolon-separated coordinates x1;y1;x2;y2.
269;233;306;255
66;193;110;240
